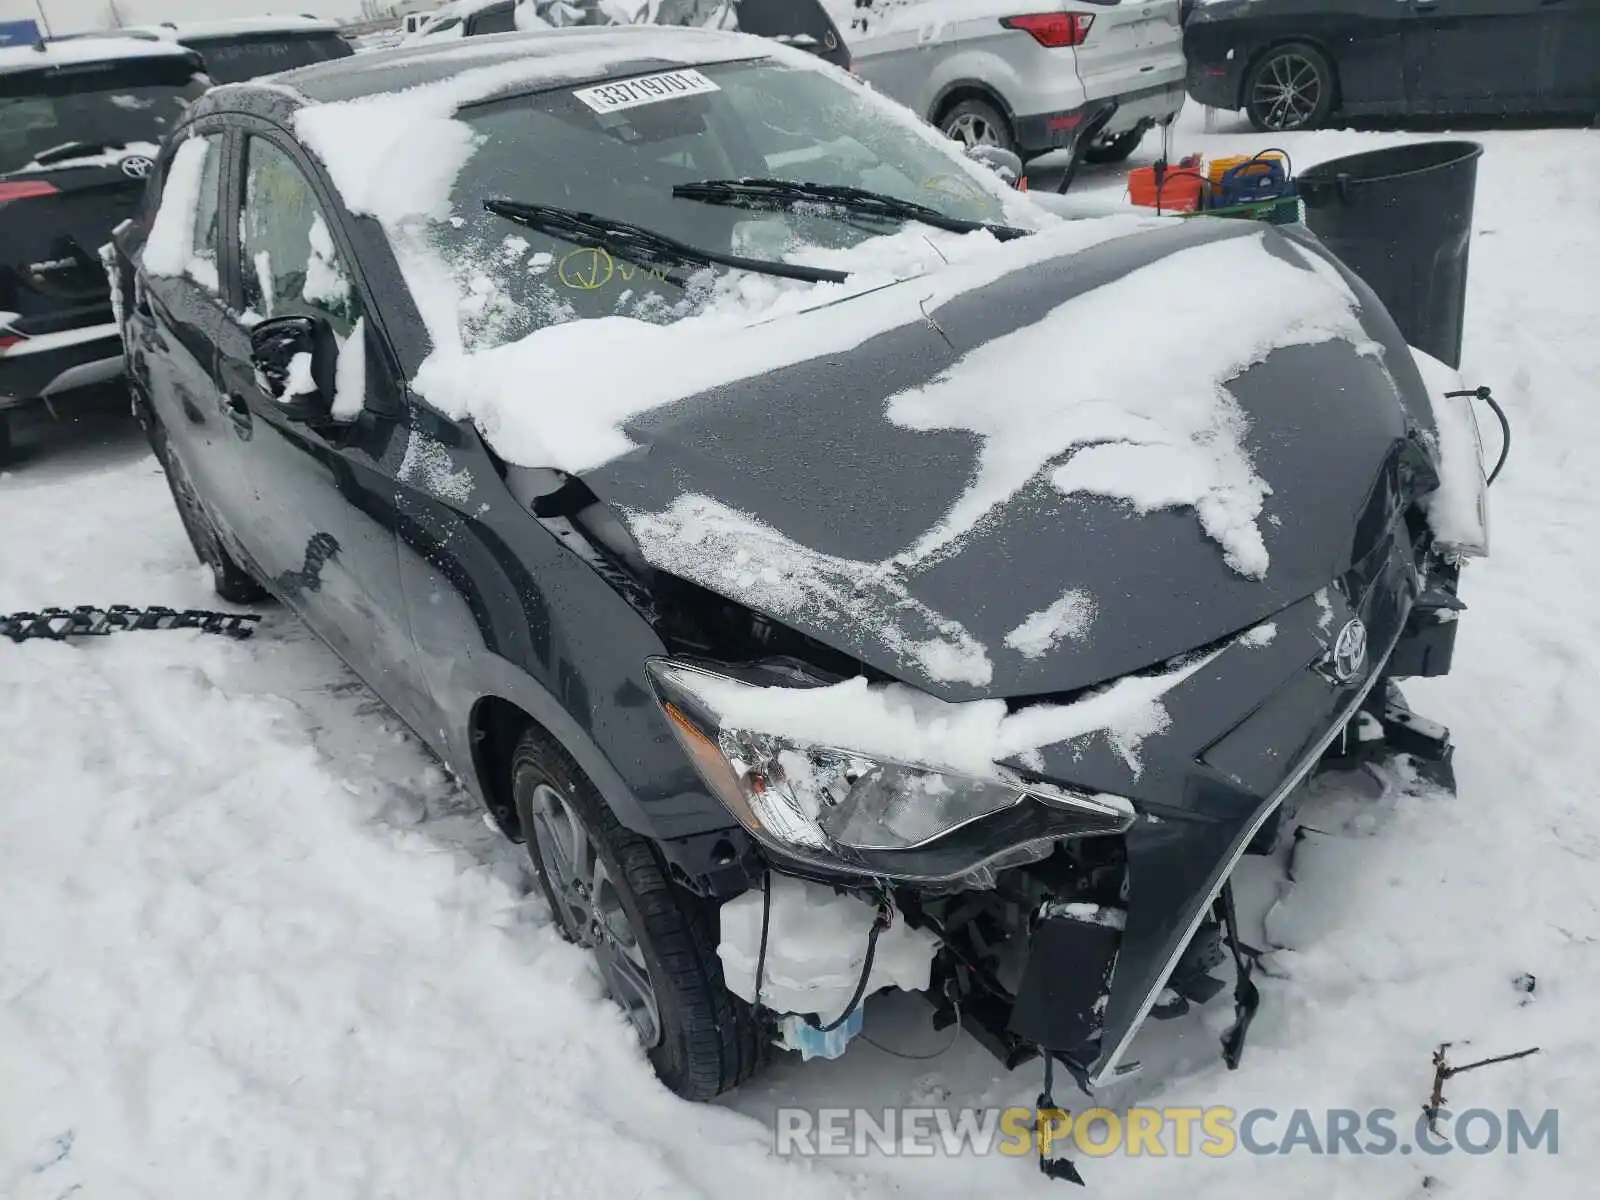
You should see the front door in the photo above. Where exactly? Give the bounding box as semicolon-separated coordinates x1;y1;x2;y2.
1404;0;1551;114
212;123;431;731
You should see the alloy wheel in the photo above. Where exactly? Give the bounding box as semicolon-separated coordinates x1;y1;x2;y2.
946;111;1001;149
1251;52;1324;131
527;782;662;1047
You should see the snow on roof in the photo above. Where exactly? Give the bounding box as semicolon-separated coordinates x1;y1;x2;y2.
123;15;343;40
0;37;198;72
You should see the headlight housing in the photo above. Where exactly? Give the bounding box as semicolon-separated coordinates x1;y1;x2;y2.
647;658;1134;882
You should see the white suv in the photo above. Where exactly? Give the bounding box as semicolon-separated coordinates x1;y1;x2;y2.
843;0;1185;164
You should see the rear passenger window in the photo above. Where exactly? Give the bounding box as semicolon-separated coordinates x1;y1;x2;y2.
142;131;223;293
190;133;223;293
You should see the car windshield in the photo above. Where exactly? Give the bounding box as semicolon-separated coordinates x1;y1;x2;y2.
0;62;205;174
419;57;1011;351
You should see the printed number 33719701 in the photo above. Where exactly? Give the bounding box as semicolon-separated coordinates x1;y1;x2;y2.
571;69;722;114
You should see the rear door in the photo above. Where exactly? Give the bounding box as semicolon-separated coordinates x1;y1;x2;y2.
1543;0;1600;110
1403;0;1549;113
126;124;260;550
0;55;206;344
1073;0;1185;102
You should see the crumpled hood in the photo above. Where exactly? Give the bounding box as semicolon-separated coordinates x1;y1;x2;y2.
583;217;1437;701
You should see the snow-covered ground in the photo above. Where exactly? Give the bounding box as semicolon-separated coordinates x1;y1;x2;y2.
3;105;1597;1197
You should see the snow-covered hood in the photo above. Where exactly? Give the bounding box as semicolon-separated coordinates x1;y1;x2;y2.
583;217;1438;701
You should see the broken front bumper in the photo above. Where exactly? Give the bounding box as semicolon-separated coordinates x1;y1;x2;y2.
999;524;1442;1084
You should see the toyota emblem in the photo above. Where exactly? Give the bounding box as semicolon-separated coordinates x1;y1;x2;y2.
1331;618;1368;683
119;155;154;180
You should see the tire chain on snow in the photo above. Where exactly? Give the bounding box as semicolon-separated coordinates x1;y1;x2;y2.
0;605;262;644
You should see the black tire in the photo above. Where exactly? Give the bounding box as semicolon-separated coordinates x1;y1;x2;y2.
0;413;11;464
144;404;268;605
512;725;766;1100
1083;127;1147;165
938;96;1016;156
1244;42;1336;132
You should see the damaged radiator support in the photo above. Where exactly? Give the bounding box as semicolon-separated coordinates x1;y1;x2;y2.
1;605;262;642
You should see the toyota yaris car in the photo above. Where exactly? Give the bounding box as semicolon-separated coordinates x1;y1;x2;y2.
111;25;1488;1107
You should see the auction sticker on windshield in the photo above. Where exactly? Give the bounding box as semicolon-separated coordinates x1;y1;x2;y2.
571;69;721;114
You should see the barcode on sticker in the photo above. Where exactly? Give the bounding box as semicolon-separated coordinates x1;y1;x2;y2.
571;69;721;114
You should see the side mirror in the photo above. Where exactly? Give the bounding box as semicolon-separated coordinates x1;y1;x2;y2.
964;144;1025;188
249;313;335;424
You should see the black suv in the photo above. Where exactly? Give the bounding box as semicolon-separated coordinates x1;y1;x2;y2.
0;38;208;459
410;0;852;70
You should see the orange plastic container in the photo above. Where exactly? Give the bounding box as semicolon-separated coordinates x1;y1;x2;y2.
1128;165;1205;213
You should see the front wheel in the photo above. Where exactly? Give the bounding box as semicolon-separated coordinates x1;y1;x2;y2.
1244;43;1336;132
513;726;766;1100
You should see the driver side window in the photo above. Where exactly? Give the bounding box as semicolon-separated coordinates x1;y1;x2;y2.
238;137;361;337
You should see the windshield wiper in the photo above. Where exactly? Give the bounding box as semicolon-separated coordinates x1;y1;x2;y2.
483;198;849;286
671;178;1033;241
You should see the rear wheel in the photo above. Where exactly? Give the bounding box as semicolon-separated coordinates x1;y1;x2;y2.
1083;127;1147;164
512;725;765;1100
939;97;1016;156
1245;43;1336;132
0;413;11;464
144;404;267;605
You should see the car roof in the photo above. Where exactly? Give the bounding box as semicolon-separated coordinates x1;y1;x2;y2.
122;15;344;41
258;25;771;106
0;36;199;75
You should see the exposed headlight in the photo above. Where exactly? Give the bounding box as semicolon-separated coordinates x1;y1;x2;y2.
646;659;1134;882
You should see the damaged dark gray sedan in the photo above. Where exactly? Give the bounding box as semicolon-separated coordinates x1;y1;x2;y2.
110;25;1491;1117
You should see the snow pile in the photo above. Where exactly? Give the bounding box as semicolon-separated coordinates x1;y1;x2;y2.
679;645;1224;779
1237;620;1277;648
302;213;352;309
283;351;317;397
1409;345;1491;553
890;230;1380;579
419;214;1159;473
140;135;210;283
1003;589;1096;660
627;493;994;686
398;428;475;503
332;317;367;421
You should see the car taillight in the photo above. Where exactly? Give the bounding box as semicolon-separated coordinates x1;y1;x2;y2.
0;334;23;351
1000;12;1094;47
0;179;59;203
